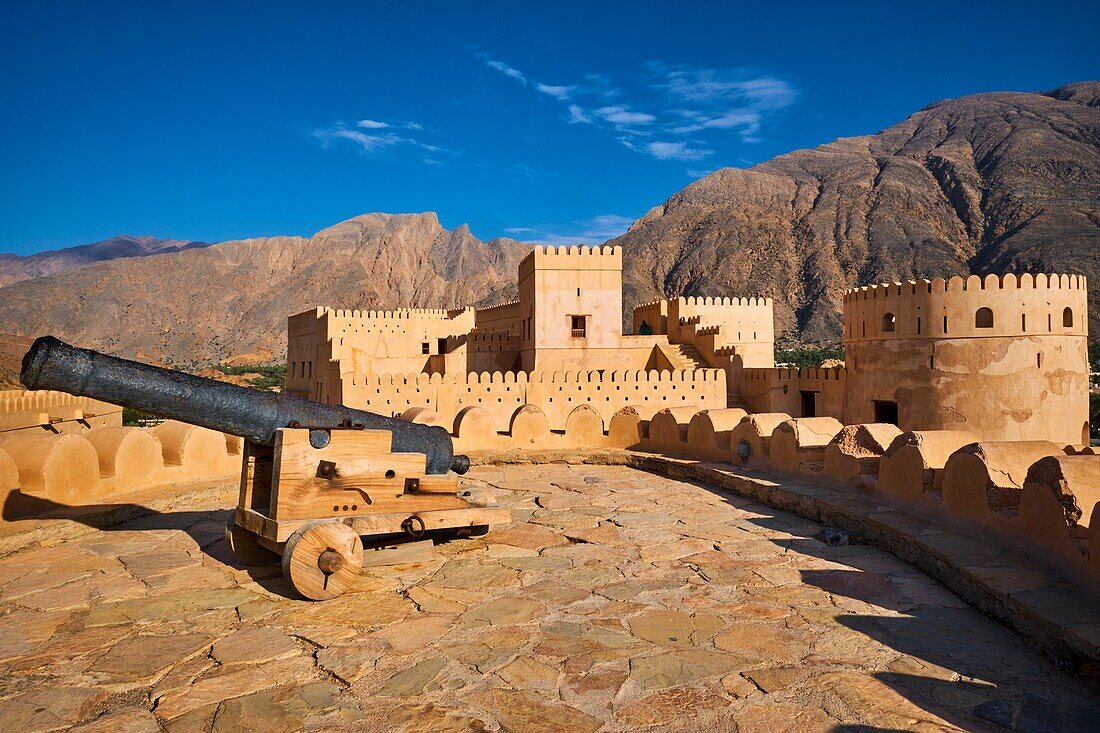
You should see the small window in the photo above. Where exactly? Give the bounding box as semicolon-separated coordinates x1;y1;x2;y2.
570;315;587;338
874;400;899;426
1021;314;1026;331
882;313;895;332
421;342;430;355
975;307;993;328
917;317;921;335
1063;307;1073;328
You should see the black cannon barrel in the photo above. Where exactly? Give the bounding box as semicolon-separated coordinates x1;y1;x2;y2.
20;336;468;476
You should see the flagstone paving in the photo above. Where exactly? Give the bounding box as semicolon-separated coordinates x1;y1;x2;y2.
0;463;1097;731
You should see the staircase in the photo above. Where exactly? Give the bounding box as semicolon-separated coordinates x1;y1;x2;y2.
663;343;708;370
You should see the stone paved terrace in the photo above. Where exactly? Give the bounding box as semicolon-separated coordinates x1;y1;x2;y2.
0;463;1098;732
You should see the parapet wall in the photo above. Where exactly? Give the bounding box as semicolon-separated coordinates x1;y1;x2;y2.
340;368;727;434
669;295;774;345
740;367;846;418
843;273;1088;342
632;299;668;335
0;390;121;434
518;244;623;279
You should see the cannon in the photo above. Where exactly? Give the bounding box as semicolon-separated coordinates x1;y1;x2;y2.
21;336;512;600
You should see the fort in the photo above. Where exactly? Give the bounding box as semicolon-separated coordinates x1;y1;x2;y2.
286;246;1090;447
0;246;1096;730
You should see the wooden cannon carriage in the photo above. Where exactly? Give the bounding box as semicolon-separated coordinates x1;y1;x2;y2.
20;336;512;600
226;425;510;599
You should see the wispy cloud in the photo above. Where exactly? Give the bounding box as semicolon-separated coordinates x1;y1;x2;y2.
595;105;656;126
504;213;636;245
356;118;424;131
485;59;527;84
476;53;796;160
536;83;574;100
312;118;448;162
655;66;796;109
643;141;712;161
567;104;592;124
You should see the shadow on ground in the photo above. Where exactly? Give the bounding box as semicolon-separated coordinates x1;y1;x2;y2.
674;466;1100;733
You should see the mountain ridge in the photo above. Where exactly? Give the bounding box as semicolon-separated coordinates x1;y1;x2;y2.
612;81;1099;339
0;213;527;364
0;235;209;288
0;82;1095;366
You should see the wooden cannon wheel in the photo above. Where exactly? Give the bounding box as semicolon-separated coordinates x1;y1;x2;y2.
225;520;279;566
282;521;364;600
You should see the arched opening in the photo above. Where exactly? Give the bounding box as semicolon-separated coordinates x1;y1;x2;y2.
881;313;895;333
975;307;994;329
1063;307;1074;328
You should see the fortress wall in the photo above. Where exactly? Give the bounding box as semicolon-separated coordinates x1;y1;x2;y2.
739;367;846;418
668;296;774;350
473;300;523;334
842;274;1090;444
769;417;845;473
941;441;1066;523
632;299;668;335
288;306;478;389
823;423;903;481
526;342;659;374
341;368;727;434
0;390;121;434
1;417;241;521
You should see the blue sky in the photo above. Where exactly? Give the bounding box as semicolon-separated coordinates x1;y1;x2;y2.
1;1;1097;255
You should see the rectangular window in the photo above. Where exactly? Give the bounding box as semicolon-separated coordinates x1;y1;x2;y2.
421;342;430;355
570;315;587;338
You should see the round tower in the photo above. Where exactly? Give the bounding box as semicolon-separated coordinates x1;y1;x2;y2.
842;273;1089;445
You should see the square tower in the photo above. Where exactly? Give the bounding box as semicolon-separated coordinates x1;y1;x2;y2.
516;245;624;372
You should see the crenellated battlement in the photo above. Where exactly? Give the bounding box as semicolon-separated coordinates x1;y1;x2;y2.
843;273;1087;302
320;306;474;321
843;273;1089;342
742;366;846;383
473;300;521;314
519;244;623;277
676;295;772;308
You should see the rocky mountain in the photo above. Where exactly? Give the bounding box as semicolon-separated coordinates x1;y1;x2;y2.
615;81;1100;340
0;235;208;288
0;334;32;389
0;214;527;365
0;82;1095;369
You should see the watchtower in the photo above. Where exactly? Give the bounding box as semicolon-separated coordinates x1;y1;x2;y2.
842;273;1089;445
516;245;624;372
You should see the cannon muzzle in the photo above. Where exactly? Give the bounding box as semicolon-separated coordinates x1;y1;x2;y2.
20;336;467;475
